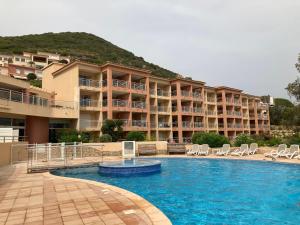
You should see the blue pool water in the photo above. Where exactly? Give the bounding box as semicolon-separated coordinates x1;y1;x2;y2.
52;158;300;225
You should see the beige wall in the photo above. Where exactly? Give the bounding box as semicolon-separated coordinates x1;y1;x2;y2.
0;142;28;166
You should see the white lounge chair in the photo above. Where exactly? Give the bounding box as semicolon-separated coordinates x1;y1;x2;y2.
187;144;199;155
280;145;299;159
231;144;248;156
264;144;287;158
197;144;209;156
216;144;231;156
248;143;258;155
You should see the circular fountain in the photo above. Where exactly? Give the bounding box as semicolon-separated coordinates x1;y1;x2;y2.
98;158;161;176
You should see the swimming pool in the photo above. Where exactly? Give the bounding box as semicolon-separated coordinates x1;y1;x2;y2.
52;158;300;225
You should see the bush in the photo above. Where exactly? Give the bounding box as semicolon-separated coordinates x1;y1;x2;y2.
99;134;112;142
27;73;37;81
286;133;300;146
192;132;229;148
56;129;91;143
101;119;124;142
126;131;145;141
251;134;282;147
234;134;254;147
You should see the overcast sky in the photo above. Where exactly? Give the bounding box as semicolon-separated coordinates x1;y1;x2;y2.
1;0;300;98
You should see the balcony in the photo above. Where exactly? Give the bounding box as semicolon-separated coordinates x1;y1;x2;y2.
132;120;147;127
80;99;99;108
208;123;217;129
112;99;129;108
243;113;249;118
234;99;241;105
194;122;204;128
150;89;156;95
206;110;217;116
79;119;101;131
172;106;177;112
193;107;204;114
227;123;235;129
182;121;192;128
172;121;178;127
235;123;243;129
131;82;146;91
182;106;192;113
242;102;248;107
79;78;100;88
112;79;128;88
157;106;170;113
181;90;191;98
234;111;242;117
226;98;233;104
157;89;170;97
207;97;215;103
158;122;171;128
226;111;234;116
132;101;146;109
243;124;250;129
258;114;268;120
218;123;224;128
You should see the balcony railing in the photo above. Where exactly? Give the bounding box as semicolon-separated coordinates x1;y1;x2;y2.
226;111;234;116
131;82;146;91
132;101;146;109
172;106;177;112
80;99;99;107
226;98;232;104
234;111;242;117
192;92;201;99
172;122;178;127
234;99;241;105
112;99;129;107
181;90;191;97
182;106;192;112
150;89;156;95
206;110;216;116
157;106;169;112
157;89;170;97
158;122;171;128
182;121;192;128
207;97;215;103
194;122;204;128
208;123;217;129
132;120;147;127
242;102;248;107
80;120;101;130
112;79;128;88
193;107;203;113
227;123;235;128
79;78;100;88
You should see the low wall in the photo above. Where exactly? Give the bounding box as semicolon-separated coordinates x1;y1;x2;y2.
0;142;28;166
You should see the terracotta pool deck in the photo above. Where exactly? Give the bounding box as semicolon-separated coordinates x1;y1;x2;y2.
1;154;299;225
0;162;171;225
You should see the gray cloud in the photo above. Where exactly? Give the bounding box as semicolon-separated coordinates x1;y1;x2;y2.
0;0;299;98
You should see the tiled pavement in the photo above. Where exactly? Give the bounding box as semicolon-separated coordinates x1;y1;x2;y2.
0;164;171;225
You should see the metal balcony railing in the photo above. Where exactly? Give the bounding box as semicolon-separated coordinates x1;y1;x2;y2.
79;78;100;88
193;107;203;113
235;124;242;128
192;92;201;99
157;89;170;97
227;123;235;128
112;79;128;88
234;111;242;117
150;89;156;95
172;106;177;112
226;98;232;104
131;82;146;91
181;90;191;97
182;106;192;112
208;123;217;129
207;97;215;102
132;120;147;127
234;99;241;105
206;110;216;116
132;101;146;109
158;122;171;128
194;122;204;128
79;120;101;130
157;106;169;112
182;121;192;128
112;99;128;107
172;122;178;127
226;111;234;116
80;99;99;107
242;102;248;107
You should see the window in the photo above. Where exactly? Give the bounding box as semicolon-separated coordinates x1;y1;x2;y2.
15;57;20;61
21;58;25;62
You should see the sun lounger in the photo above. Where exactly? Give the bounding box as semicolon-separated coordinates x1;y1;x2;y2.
279;145;299;159
264;144;287;158
248;143;258;155
231;144;248;156
216;144;231;156
187;144;199;155
197;144;209;156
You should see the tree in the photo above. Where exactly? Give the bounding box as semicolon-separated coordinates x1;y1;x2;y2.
101;119;124;142
126;131;145;141
27;73;37;81
286;77;300;102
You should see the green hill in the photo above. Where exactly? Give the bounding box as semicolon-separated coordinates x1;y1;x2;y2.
0;32;177;78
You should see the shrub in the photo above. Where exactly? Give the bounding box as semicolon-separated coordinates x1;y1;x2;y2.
101;119;124;142
99;134;112;142
286;133;300;146
56;129;79;143
27;73;37;81
192;132;229;148
234;134;254;147
265;137;282;146
126;131;145;141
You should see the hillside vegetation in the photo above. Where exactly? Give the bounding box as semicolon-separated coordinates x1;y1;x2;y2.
0;32;177;78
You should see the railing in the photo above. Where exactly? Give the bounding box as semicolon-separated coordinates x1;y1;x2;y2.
243;113;249;118
243;124;250;129
182;106;192;112
192;92;201;99
101;80;107;87
172;106;177;112
79;78;100;88
158;122;171;128
235;124;242;129
257;103;268;110
150;89;156;95
193;107;203;113
242;102;248;107
218;123;224;128
207;97;215;103
194;122;204;128
119;119;130;127
234;111;242;117
258;114;268;120
227;123;235;128
182;121;192;128
132;120;147;127
250;124;256;128
80;99;99;107
226;111;234;116
150;105;157;112
171;90;177;96
112;79;128;88
181;90;191;97
226;98;232;104
112;99;128;107
249;114;255;118
150;122;156;128
132;101;146;109
172;122;178;127
206;110;216;116
157;89;170;97
131;82;146;91
0;136;27;143
208;123;217;129
157;106;169;112
234;99;241;105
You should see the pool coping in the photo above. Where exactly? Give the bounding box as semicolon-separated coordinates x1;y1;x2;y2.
45;171;172;225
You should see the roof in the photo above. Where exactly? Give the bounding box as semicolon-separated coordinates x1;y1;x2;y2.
101;62;152;74
215;86;242;92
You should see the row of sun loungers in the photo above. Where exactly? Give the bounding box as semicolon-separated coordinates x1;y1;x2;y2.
187;143;300;159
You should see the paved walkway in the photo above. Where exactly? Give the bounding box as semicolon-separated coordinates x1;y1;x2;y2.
0;164;171;225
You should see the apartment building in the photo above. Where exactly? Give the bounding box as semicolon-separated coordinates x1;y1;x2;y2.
40;60;270;143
